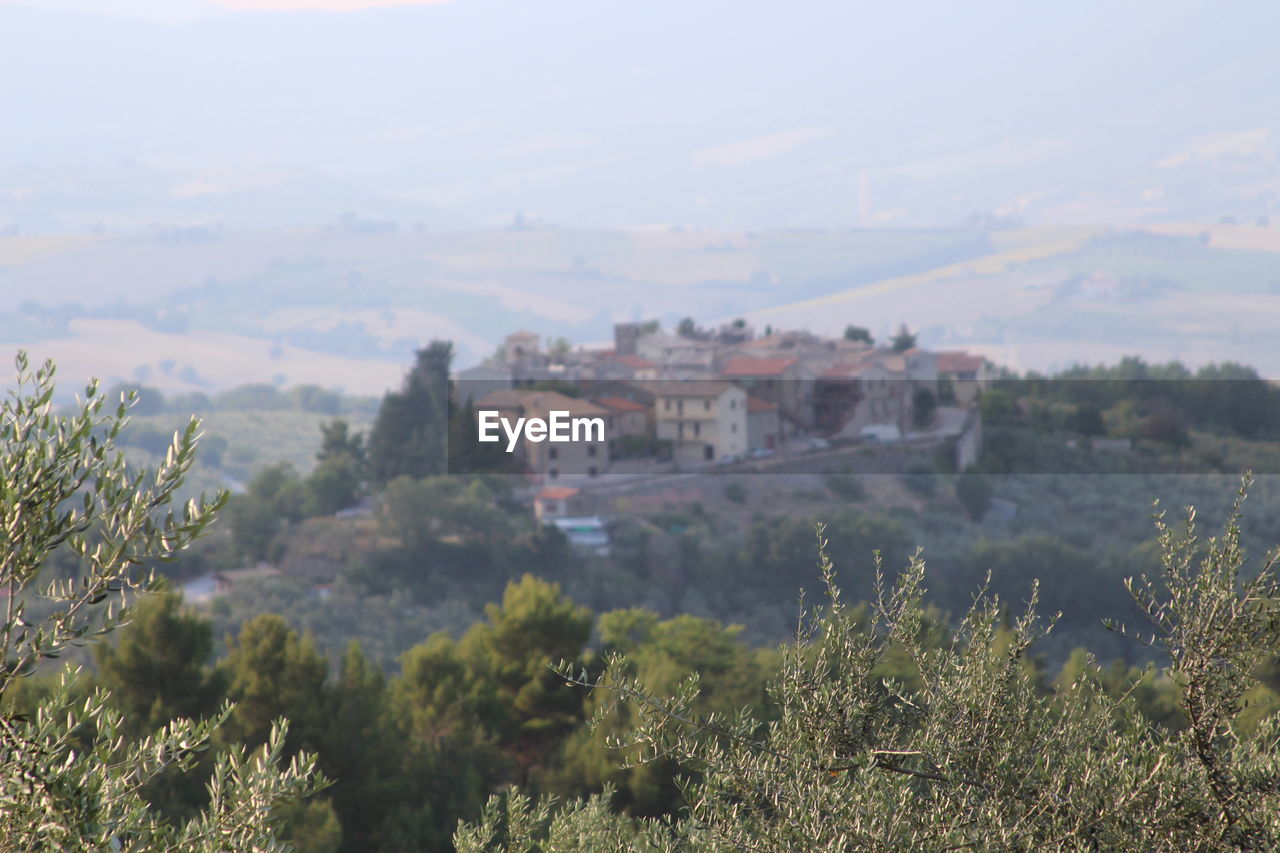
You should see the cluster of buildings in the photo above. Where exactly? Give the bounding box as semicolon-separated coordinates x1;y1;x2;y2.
458;320;989;484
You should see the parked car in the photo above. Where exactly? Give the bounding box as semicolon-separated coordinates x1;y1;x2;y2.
747;447;775;459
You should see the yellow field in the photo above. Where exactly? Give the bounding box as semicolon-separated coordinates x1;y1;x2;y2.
0;234;98;267
1141;223;1280;253
745;226;1100;326
20;319;407;397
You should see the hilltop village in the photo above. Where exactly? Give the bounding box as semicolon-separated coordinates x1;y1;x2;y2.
459;320;989;476
453;321;989;544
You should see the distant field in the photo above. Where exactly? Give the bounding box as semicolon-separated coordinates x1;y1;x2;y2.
1020;239;1280;294
0;234;99;267
125;409;376;494
18;318;407;399
1143;223;1280;254
740;226;1097;336
4;222;1279;389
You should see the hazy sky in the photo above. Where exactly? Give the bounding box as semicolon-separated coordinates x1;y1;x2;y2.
218;0;448;9
2;0;1276;230
0;0;449;16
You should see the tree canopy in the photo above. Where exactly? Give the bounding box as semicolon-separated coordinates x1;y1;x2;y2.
0;352;324;850
461;477;1280;852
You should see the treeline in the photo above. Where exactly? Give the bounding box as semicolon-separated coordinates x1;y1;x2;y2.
212;341;515;569
13;565;1254;851
983;356;1280;448
32;560;1277;850
4;576;774;852
107;380;378;418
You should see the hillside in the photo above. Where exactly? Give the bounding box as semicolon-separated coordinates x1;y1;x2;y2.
5;223;1280;402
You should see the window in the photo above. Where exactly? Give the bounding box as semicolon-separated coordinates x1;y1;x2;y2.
704;399;711;411
677;400;684;415
549;446;558;460
549;468;559;479
704;445;714;460
588;466;598;477
587;445;597;457
694;422;701;437
664;399;671;411
730;398;736;409
732;423;737;433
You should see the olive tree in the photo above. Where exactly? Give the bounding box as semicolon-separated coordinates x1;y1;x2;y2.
0;353;323;851
460;475;1280;852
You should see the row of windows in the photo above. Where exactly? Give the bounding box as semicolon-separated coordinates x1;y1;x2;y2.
674;421;738;437
663;398;716;413
661;396;744;412
549;466;599;479
548;445;598;459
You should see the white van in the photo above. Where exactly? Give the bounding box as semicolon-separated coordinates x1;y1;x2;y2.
860;424;902;443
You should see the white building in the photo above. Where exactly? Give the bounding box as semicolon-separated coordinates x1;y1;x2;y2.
649;380;748;463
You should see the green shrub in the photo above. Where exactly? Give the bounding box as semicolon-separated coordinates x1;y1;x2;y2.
901;462;938;496
824;471;866;502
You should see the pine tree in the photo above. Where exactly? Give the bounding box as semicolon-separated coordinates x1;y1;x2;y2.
367;342;453;484
315;642;402;852
220;614;329;754
96;582;225;736
94;582;230;820
891;322;917;352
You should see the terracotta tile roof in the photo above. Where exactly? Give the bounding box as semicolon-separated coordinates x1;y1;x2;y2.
474;389;608;418
646;380;739;398
592;396;649;413
936;351;986;372
611;354;657;369
537;486;581;500
874;354;908;373
820;360;880;379
746;395;778;413
720;356;797;377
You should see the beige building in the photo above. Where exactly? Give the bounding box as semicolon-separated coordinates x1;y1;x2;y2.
473;389;609;481
650;380;748;462
746;396;782;450
591;396;652;441
635;329;717;375
936;351;989;405
719;355;813;428
503;330;541;362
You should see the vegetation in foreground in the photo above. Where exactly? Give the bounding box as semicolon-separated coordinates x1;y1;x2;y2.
9;349;1280;850
0;353;323;850
462;479;1280;852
